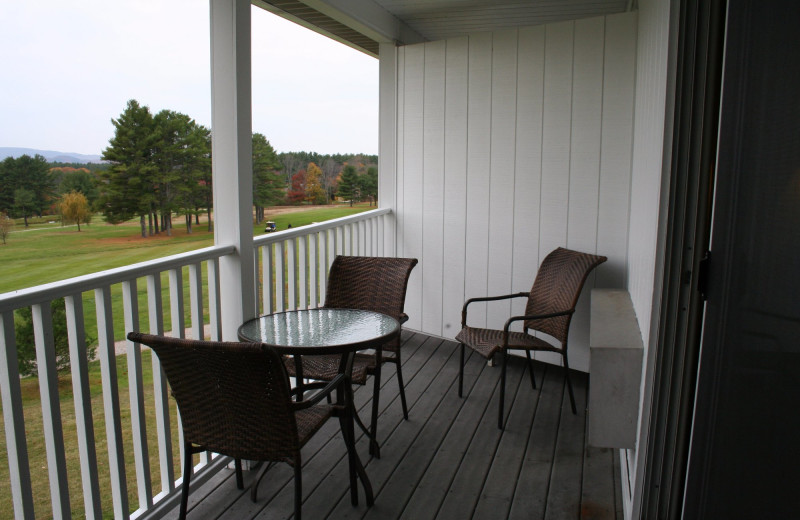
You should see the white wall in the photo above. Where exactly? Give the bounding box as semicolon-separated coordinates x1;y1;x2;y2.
389;12;638;373
626;0;674;517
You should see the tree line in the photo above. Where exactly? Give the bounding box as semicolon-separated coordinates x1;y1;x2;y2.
0;98;379;242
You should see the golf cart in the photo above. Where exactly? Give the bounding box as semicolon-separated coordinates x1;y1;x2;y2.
264;221;277;233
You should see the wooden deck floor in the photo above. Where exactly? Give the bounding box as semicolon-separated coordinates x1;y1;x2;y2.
163;331;622;520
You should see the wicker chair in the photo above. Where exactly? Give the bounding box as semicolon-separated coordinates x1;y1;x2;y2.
455;247;607;429
285;255;417;456
127;332;372;520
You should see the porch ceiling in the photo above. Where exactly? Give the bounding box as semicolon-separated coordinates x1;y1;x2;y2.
256;0;634;57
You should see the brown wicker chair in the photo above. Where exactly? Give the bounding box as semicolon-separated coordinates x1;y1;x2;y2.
285;255;418;456
127;332;372;520
455;247;606;429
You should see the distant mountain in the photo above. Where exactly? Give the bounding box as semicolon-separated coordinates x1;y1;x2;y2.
0;147;103;164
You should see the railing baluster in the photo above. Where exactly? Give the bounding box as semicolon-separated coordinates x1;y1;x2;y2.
275;241;285;312
122;280;153;511
147;274;174;494
262;244;273;315
189;263;204;340
308;234;318;307
95;286;129;519
167;269;187;478
168;268;185;339
186;263;211;466
0;310;35;520
65;294;102;520
32;302;72;520
287;238;297;311
319;231;328;304
298;236;307;309
207;259;222;341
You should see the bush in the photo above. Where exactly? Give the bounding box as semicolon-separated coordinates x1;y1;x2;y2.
15;298;96;377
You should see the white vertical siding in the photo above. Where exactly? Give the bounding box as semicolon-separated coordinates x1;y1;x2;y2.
391;12;638;372
626;0;673;518
464;32;494;329
566;16;606;370
421;40;446;334
486;30;519;330
441;37;469;336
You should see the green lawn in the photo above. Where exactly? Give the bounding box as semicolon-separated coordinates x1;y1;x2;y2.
0;204;373;519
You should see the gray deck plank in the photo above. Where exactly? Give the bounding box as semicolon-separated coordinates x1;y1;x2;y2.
161;332;619;520
434;354;527;519
507;366;566;520
294;335;453;519
544;372;589;520
471;361;546;520
397;349;495;520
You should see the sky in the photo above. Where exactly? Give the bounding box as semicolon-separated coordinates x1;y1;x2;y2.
0;0;379;156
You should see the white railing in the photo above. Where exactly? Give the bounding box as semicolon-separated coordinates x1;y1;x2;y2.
0;208;391;520
253;208;391;314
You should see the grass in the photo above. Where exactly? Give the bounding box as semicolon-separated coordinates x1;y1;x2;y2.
0;203;373;519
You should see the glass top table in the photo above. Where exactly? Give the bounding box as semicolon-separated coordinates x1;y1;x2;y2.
237;308;400;355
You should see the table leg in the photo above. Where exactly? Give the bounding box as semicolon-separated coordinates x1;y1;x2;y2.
369;346;382;457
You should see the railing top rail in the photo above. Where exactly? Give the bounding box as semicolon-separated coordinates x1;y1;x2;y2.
253;207;391;247
0;244;236;312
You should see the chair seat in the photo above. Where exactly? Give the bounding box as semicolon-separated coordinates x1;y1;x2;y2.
285;354;371;385
296;405;334;447
455;326;562;359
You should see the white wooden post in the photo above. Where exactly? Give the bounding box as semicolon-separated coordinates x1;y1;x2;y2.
210;0;255;340
379;42;399;256
1;311;35;520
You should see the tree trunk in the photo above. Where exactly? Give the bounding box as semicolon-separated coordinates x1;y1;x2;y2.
165;211;172;236
186;214;192;234
140;214;147;238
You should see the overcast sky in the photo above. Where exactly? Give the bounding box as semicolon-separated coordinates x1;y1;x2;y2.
0;0;379;156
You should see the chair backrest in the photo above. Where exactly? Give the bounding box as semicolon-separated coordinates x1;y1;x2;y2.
524;247;607;344
127;332;299;461
324;255;418;348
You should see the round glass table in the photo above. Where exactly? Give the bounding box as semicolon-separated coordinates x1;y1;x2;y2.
237;308;400;355
238;308;400;461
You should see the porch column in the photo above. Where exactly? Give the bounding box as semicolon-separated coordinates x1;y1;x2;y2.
210;0;255;339
379;42;398;256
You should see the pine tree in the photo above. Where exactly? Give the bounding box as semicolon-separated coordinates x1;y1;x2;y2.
101;99;157;237
252;133;284;222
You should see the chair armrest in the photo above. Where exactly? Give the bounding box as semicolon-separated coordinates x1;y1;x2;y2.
292;374;346;411
399;313;409;324
461;292;530;327
501;309;574;342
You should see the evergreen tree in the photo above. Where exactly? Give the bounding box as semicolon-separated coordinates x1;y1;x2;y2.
101;99;157;237
337;164;360;206
360;166;378;205
59;169;99;208
252;133;284;222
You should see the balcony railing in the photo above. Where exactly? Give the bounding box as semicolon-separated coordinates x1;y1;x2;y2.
0;208;390;520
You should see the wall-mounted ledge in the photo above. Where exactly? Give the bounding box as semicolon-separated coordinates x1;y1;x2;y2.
588;289;644;449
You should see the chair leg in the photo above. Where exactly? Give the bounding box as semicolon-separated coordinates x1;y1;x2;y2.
179;442;193;520
498;350;507;430
395;354;409;420
234;458;244;490
294;457;303;520
524;350;537;389
458;343;465;397
563;354;577;414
